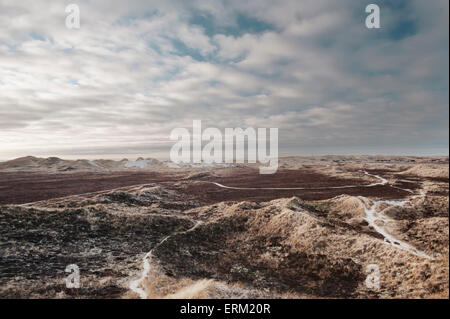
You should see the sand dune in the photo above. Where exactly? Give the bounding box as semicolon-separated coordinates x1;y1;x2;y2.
0;156;448;299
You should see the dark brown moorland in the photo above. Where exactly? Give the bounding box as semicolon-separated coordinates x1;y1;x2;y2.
0;171;184;205
171;168;414;203
0;168;414;205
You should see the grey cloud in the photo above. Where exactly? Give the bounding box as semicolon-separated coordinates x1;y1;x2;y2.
0;0;448;159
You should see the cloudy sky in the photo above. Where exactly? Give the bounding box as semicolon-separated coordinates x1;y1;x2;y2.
0;0;448;160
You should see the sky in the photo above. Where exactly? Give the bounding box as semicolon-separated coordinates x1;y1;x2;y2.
0;0;448;160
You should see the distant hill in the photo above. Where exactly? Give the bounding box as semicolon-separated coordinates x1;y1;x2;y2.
0;156;162;172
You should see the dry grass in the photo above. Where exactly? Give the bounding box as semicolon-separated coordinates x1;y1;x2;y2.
402;164;449;179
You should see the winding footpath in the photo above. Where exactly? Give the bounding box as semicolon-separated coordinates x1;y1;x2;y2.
207;171;387;190
129;220;203;299
362;198;431;259
210;171;432;259
359;174;432;258
128;170;432;298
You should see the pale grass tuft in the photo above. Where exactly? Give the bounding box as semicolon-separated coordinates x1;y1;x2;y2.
165;279;215;299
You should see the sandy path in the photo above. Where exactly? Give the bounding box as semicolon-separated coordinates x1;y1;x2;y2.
362;199;431;258
128;220;203;299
